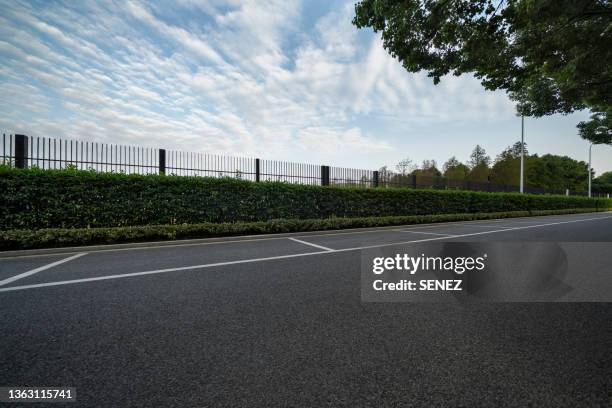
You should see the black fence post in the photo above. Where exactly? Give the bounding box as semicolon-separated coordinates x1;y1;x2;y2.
321;165;330;186
159;149;166;175
412;174;417;189
255;158;260;182
14;134;28;169
373;170;379;188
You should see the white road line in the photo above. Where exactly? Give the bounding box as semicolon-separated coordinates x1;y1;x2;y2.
0;253;87;287
0;251;329;293
408;224;521;232
433;224;515;229
288;237;335;252
0;215;610;293
394;229;457;237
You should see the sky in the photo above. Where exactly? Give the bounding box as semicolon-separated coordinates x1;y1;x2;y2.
0;0;610;176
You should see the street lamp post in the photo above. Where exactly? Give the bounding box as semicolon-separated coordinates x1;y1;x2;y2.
588;143;592;198
520;115;524;194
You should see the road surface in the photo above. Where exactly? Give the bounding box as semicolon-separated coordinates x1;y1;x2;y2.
1;212;611;406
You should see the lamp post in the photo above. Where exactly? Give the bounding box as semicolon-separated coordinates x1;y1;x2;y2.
520;115;524;194
588;143;593;198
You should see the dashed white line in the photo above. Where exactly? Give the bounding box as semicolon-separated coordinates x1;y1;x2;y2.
289;237;335;252
0;253;87;287
0;214;610;293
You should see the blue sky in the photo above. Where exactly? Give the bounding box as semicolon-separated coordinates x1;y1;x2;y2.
1;0;610;175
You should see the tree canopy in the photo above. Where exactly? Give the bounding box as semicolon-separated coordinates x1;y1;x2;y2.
592;171;612;193
443;156;470;179
468;145;491;168
490;142;524;185
381;144;608;192
413;159;442;177
353;0;612;144
527;154;589;191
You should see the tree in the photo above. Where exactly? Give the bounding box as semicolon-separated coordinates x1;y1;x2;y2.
467;163;491;182
353;0;612;144
496;142;528;161
378;165;393;187
577;108;612;144
594;171;612;184
592;171;612;193
443;156;470;180
468;145;491;169
488;142;530;185
465;145;491;182
413;159;442;177
526;154;589;191
395;158;416;175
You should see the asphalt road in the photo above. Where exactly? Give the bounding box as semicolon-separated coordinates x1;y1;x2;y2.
1;212;611;407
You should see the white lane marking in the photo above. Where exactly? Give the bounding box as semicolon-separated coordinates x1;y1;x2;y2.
474;224;516;228
401;224;520;232
288;237;335;252
0;215;610;294
2;212;609;260
0;253;87;287
0;251;329;293
394;229;457;237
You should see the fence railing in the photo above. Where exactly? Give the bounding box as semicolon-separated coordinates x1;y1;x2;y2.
1;133;607;197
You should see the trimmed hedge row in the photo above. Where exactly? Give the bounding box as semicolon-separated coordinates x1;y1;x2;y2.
1;167;610;230
0;208;607;250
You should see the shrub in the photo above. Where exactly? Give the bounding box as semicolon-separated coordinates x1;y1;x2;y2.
0;209;606;250
1;167;610;230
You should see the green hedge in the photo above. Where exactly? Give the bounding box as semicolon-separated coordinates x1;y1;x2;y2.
1;167;610;230
0;209;606;250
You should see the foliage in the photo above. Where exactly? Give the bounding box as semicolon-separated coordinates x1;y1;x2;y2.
1;167;609;231
527;154;589;191
489;142;529;186
578;107;612;144
443;157;470;180
395;157;417;175
413;159;442;177
468;145;491;168
467;163;491;183
595;171;612;184
490;156;521;186
1;208;608;250
592;171;612;193
353;0;612;144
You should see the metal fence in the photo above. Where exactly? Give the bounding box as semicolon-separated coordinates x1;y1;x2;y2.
1;133;606;196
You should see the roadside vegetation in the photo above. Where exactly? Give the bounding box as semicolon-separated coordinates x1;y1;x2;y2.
381;143;612;194
1;166;609;230
1;209;608;250
1;166;610;249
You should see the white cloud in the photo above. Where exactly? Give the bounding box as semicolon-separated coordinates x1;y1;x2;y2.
296;127;391;154
0;0;531;169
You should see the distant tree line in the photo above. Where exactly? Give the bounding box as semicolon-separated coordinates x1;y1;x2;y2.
380;144;612;194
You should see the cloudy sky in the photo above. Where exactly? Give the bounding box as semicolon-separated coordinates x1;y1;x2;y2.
1;0;610;175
